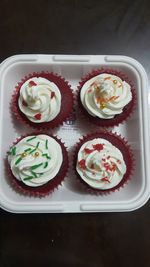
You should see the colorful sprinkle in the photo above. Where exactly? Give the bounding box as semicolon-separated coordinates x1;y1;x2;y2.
93;144;104;151
100;103;106;109
31;163;43;170
44;162;48;168
103;162;116;172
78;159;86;169
114;96;119;100
31;171;37;178
88;88;92;93
101;177;110;183
34;113;41;120
22;100;28;107
11;146;16;156
45;140;48;150
36;142;40;148
42;153;51;159
113;80;117;84
51;92;56;99
34;151;40;157
21;152;27;158
84;148;94;154
29;80;37;87
27;136;36;142
104;77;111;80
23;176;35;181
29;148;37;154
25;148;32;152
91;163;94;169
23;173;43;181
15;157;22;165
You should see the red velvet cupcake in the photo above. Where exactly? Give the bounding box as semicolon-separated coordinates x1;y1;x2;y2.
78;68;136;127
7;133;68;197
74;132;134;195
12;72;73;129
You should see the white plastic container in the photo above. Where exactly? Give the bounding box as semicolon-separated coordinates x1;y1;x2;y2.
0;54;150;213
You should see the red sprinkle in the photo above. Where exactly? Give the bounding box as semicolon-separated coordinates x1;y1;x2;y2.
78;159;86;169
29;81;37;87
88;89;92;93
84;148;94;154
93;144;104;151
101;177;110;183
91;163;94;169
111;164;116;171
51;92;56;99
103;163;110;171
102;158;106;162
22;100;28;107
34;113;41;120
103;162;116;172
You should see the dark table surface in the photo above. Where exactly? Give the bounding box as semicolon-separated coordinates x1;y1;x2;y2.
0;0;150;266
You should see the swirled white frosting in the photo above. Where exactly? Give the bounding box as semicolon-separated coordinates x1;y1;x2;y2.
8;135;63;187
18;77;61;123
80;73;132;119
76;138;126;189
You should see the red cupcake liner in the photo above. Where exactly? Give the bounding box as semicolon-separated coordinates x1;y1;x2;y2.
11;72;74;129
73;132;135;195
77;68;136;127
6;133;69;197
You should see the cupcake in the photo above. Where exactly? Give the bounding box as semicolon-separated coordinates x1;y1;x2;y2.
78;69;136;127
7;133;68;197
12;72;73;129
74;132;134;194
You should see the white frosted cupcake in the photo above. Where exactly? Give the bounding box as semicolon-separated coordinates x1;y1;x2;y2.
7;134;68;197
78;69;136;127
12;72;73;129
74;132;134;194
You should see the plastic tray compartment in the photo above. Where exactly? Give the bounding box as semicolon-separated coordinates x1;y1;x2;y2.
0;54;150;213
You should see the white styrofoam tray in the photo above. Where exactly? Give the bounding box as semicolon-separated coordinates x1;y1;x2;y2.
0;54;150;213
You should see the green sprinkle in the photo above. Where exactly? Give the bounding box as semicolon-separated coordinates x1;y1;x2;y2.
23;176;35;181
31;171;37;178
31;163;43;170
25;148;32;152
45;140;48;149
44;162;48;168
27;136;36;142
11;147;16;155
42;153;51;159
23;173;43;181
15;157;22;165
28;142;40;155
29;148;37;154
36;142;40;148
